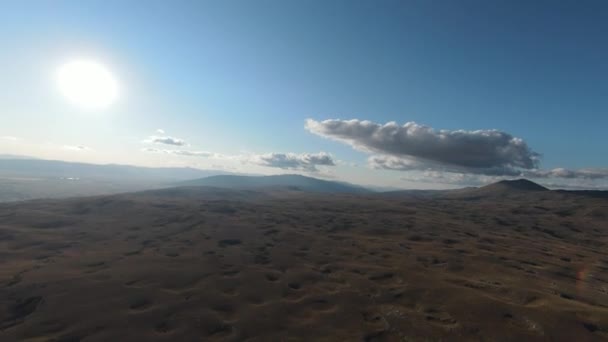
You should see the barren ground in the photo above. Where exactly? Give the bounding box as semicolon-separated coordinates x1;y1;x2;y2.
0;187;607;341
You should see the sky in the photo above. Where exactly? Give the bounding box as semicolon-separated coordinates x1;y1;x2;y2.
1;0;607;189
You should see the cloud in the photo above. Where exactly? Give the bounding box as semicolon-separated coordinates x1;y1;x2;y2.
156;129;165;134
249;152;335;172
524;168;608;180
63;145;90;151
140;126;338;174
400;170;503;186
368;155;524;176
306;119;540;176
142;148;212;157
144;136;187;146
170;150;212;157
1;136;18;141
143;148;336;172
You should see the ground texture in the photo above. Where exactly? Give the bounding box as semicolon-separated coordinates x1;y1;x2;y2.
0;187;607;341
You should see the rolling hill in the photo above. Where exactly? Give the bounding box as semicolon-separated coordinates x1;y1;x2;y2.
0;158;235;202
381;179;549;200
479;179;549;192
0;158;229;181
440;179;551;200
177;174;372;193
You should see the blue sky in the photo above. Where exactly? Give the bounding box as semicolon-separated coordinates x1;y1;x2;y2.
1;0;607;188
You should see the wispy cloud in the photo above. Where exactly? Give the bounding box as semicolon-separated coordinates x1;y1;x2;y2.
400;171;503;186
156;129;165;134
143;147;335;172
1;136;19;141
63;145;91;151
144;135;187;146
142;147;212;157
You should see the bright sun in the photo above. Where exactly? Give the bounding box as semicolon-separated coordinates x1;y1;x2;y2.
57;60;119;109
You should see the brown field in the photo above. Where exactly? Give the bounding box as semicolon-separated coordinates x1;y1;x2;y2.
0;185;607;341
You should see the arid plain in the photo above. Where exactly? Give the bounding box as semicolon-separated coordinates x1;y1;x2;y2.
1;181;607;341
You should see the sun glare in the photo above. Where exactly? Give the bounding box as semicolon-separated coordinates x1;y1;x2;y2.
56;59;119;109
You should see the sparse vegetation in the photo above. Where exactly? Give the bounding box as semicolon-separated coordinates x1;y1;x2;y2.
0;185;606;340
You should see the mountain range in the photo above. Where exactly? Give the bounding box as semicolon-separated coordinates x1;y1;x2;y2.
2;157;606;202
177;174;371;193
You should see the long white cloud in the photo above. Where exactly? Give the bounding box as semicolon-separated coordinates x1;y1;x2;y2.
249;152;335;172
306;119;540;175
368;155;528;176
400;171;503;186
144;135;187;146
142;148;211;157
63;145;90;151
143;147;335;172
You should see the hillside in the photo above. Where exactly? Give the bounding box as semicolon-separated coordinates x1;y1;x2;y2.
177;174;371;193
442;179;550;200
481;179;549;192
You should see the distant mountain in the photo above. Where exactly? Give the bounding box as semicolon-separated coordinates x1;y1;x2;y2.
481;179;549;192
0;158;237;202
177;174;372;193
0;158;230;182
384;179;608;201
0;154;38;160
442;179;549;200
